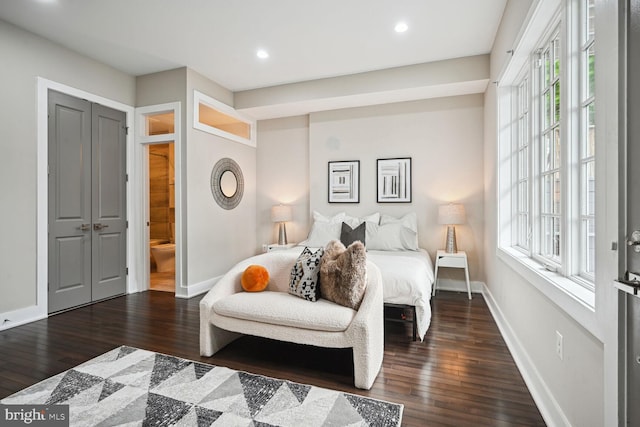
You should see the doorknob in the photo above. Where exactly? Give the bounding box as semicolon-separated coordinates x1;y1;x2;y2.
77;224;91;231
93;223;109;231
627;230;640;252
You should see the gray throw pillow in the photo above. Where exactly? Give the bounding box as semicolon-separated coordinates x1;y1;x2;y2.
340;222;366;247
289;247;324;301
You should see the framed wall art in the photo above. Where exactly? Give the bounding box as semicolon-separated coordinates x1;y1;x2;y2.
328;160;360;203
377;157;412;203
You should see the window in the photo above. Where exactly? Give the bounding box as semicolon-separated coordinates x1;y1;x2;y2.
579;0;596;280
538;28;562;265
515;74;530;251
193;90;256;147
499;0;596;298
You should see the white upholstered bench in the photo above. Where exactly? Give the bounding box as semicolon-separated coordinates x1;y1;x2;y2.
199;250;384;390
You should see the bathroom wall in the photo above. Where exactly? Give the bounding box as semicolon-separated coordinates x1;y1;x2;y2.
149;143;175;242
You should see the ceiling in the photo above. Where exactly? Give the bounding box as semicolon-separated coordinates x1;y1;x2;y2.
0;0;507;92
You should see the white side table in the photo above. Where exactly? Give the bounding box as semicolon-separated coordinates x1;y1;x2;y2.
433;250;471;299
267;243;296;252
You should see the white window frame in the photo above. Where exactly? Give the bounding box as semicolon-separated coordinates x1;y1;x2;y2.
496;0;597;324
513;69;532;253
577;0;596;282
533;24;563;270
193;90;256;148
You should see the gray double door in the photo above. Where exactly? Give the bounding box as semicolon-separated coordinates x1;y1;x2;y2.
48;90;127;313
627;0;640;424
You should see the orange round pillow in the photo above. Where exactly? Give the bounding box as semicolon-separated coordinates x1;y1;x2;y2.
241;265;269;292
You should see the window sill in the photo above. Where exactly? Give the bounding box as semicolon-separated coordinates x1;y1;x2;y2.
497;247;601;340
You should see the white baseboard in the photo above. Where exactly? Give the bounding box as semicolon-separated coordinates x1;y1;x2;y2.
481;284;571;427
175;275;222;299
434;278;484;294
0;304;47;331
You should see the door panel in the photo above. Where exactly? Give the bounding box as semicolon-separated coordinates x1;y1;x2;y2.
628;1;640;424
91;104;127;301
48;91;92;313
56;236;88;291
48;91;127;312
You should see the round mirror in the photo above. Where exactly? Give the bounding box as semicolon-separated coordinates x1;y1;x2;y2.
211;158;244;210
220;170;238;197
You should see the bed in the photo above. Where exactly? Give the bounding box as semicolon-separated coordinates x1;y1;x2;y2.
367;249;434;340
285;210;435;341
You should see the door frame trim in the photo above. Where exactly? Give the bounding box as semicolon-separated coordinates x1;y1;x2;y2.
36;78;137;319
135;102;183;296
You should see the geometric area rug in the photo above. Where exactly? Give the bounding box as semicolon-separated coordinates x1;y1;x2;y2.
1;346;403;426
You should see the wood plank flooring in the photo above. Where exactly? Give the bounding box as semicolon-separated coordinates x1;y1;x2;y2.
0;291;545;426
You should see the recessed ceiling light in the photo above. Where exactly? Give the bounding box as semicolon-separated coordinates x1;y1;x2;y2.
256;49;269;59
394;22;408;33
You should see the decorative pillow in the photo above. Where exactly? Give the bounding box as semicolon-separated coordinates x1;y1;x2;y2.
289;247;325;301
319;240;367;310
300;211;346;247
340;222;366;247
241;265;270;292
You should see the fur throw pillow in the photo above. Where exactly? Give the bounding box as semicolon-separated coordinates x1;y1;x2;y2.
319;240;367;310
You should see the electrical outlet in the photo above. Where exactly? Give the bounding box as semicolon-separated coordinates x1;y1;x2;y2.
555;331;563;360
261;244;268;253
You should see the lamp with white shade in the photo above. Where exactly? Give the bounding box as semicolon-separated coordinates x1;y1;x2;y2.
438;203;466;253
271;204;293;245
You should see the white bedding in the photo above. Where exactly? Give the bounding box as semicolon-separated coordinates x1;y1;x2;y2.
284;246;434;341
367;249;433;341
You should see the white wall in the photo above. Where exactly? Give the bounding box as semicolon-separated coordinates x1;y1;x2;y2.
483;0;621;425
237;55;490;120
308;96;485;284
256;116;310;248
0;20;135;315
185;69;257;285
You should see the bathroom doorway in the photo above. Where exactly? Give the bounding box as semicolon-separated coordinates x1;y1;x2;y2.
148;142;175;292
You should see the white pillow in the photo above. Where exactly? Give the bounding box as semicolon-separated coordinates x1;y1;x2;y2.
303;222;342;247
343;212;380;228
300;211;346;247
380;212;418;231
313;211;346;223
369;212;419;251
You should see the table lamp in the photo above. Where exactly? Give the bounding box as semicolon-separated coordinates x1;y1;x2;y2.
438;203;466;253
271;204;292;245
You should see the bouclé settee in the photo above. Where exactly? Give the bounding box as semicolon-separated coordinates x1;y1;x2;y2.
199;250;384;390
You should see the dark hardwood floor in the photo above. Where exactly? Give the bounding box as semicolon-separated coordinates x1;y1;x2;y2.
0;291;545;426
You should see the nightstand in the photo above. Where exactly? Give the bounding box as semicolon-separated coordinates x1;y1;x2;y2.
266;243;296;252
433;250;471;299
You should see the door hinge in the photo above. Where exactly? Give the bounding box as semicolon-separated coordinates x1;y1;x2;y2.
125;126;129;135
126;174;129;182
126;267;129;275
126;220;129;229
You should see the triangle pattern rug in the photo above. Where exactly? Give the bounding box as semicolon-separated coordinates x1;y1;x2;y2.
1;346;403;426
